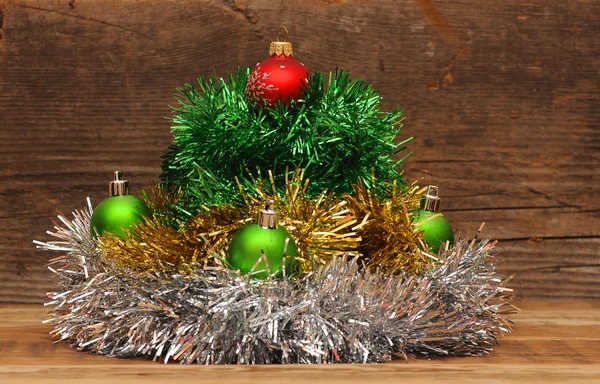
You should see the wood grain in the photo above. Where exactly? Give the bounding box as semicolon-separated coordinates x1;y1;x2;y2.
1;301;600;383
0;0;598;303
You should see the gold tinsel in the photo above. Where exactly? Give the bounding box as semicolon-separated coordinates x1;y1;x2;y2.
344;176;436;275
99;169;361;274
236;168;361;271
99;182;249;273
100;169;434;276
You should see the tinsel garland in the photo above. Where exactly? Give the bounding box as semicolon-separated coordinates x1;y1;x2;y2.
98;170;431;276
37;202;515;364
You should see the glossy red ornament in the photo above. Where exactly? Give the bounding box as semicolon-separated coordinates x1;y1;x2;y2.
246;28;309;108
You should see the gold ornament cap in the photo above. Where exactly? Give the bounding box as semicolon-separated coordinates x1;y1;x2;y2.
258;199;278;228
269;27;293;57
109;171;130;196
420;185;441;212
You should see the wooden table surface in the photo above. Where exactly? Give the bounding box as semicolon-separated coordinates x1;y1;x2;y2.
1;301;599;383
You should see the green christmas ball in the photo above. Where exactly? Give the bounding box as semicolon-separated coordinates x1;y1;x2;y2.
90;195;148;238
227;223;298;279
412;209;455;253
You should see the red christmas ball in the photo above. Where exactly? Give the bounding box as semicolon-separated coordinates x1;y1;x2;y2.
246;36;309;108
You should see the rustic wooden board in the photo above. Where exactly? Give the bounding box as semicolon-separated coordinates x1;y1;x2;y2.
0;0;598;303
1;301;599;383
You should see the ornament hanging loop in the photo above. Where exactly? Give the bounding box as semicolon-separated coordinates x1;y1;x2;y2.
276;26;289;42
258;199;278;228
420;185;441;212
270;28;294;57
109;171;130;196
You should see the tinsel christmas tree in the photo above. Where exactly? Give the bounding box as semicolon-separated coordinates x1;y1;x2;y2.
36;29;515;365
160;69;411;218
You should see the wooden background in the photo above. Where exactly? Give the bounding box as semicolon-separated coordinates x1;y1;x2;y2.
0;0;598;304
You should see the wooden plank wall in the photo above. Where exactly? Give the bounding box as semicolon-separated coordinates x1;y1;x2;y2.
0;0;598;303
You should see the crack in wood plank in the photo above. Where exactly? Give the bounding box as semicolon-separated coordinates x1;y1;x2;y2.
13;4;152;40
499;235;600;242
444;205;579;212
414;159;485;164
523;185;580;209
0;7;4;43
531;263;600;271
502;168;581;209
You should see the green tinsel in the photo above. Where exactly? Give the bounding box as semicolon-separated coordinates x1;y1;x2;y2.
160;68;412;218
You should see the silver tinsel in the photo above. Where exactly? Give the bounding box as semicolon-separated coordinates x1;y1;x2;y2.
36;202;515;364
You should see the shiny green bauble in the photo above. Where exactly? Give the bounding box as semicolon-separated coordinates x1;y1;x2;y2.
227;224;298;279
412;209;455;253
90;195;148;238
